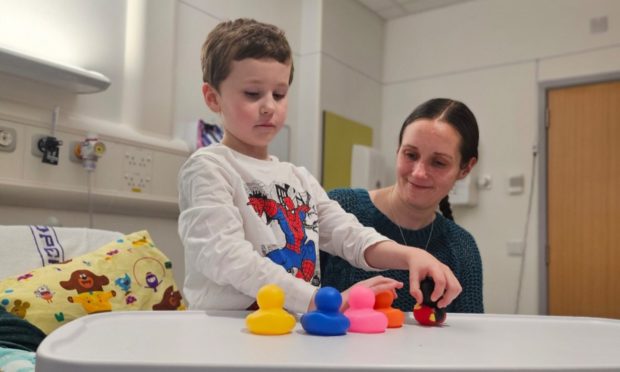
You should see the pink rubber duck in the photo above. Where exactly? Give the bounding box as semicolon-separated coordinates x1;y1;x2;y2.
344;285;388;333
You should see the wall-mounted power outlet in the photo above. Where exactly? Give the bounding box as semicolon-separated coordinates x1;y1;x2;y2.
0;126;17;152
124;173;151;193
123;148;153;193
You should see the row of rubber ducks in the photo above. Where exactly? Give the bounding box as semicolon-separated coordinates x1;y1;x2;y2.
246;281;446;336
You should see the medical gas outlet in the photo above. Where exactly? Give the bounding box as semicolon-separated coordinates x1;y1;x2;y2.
74;134;106;171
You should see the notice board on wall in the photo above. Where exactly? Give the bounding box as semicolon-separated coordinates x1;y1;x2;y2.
321;111;373;191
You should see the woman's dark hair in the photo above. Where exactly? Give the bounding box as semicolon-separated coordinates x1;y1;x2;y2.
398;98;479;220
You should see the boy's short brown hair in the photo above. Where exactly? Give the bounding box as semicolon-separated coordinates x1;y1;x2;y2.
201;18;294;90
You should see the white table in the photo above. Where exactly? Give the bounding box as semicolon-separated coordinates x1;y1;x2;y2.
36;311;620;371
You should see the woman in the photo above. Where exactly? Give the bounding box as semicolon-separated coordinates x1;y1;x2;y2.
321;98;483;313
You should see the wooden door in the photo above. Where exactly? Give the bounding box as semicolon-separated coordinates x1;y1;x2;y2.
547;80;620;318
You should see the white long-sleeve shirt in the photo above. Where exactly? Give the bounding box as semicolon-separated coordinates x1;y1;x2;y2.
178;144;386;313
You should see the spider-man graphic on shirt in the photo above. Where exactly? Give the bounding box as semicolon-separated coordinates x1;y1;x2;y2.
247;184;318;283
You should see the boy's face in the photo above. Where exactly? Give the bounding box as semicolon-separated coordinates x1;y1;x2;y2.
203;58;291;159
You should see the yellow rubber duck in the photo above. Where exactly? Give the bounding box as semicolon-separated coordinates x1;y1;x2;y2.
246;284;296;335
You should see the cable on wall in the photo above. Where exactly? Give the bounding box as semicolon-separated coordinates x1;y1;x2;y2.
87;171;94;228
514;143;539;314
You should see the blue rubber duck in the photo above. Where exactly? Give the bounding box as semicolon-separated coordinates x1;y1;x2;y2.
301;286;350;336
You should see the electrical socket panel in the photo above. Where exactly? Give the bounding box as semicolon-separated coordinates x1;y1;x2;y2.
123;148;153;193
1;119;184;203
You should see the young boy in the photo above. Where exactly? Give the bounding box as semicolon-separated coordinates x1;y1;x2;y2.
178;18;461;313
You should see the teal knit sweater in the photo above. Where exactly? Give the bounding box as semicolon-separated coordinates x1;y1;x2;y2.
321;188;484;313
0;306;45;352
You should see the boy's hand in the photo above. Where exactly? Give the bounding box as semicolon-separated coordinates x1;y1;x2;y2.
340;275;403;312
405;248;461;308
364;241;462;309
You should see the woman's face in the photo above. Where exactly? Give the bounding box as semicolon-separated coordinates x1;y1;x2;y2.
395;118;475;211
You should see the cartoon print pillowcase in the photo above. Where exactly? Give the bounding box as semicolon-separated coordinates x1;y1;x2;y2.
0;230;185;334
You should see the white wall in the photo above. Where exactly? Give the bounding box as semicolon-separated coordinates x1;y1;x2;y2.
382;0;620;314
320;0;385;178
0;0;127;127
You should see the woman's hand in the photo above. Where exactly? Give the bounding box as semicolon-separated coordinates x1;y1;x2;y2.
340;275;403;311
364;241;462;308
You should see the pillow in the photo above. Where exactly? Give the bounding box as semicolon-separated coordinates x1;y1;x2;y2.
0;225;124;279
0;230;185;334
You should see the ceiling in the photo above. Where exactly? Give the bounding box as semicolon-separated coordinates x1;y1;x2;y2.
357;0;472;20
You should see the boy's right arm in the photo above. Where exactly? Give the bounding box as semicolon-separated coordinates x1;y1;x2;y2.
178;154;316;313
